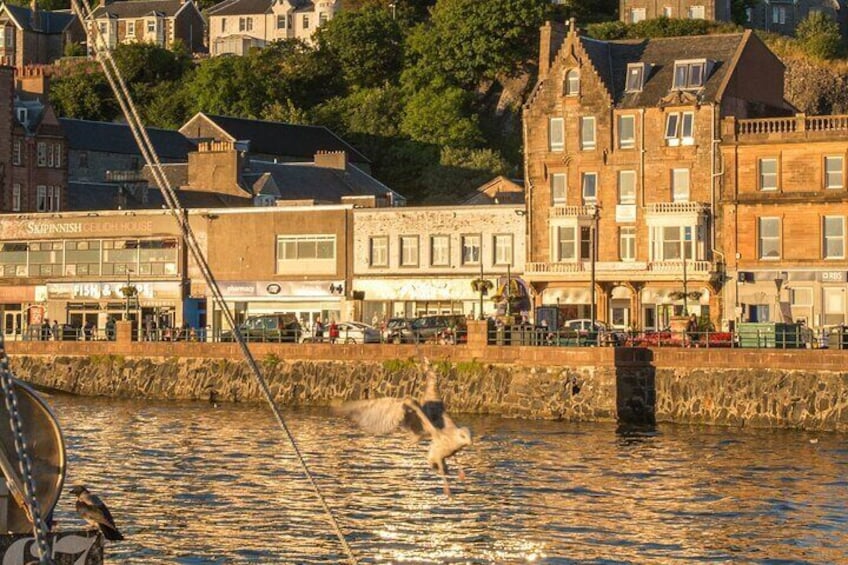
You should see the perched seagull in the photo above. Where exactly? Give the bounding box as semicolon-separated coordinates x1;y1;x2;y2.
69;485;124;541
336;360;472;496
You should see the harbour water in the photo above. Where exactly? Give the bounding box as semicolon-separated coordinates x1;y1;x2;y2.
48;394;847;564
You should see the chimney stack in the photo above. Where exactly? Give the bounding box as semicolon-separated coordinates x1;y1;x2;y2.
314;150;348;171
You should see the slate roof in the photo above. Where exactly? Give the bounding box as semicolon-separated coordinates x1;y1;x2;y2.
241;160;398;203
576;32;747;108
185;113;370;164
60;119;195;160
207;0;271;16
90;0;189;19
66;181;251;211
2;4;77;33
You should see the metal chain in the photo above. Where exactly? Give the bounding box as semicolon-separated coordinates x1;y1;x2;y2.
0;335;54;564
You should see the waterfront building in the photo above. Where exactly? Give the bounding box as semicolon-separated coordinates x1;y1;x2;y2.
720;114;848;329
88;0;206;55
523;21;785;331
352;204;527;323
0;2;85;67
1;64;67;215
619;0;847;36
620;0;732;24
206;0;340;56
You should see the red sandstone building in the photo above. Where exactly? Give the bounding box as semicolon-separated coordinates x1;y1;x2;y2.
0;64;66;214
523;22;786;331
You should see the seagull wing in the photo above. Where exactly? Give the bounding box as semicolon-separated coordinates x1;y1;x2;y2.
337;397;439;437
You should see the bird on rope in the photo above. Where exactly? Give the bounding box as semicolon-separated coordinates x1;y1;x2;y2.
336;358;472;496
70;485;124;541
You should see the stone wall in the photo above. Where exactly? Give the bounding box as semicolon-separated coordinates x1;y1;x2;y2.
12;355;619;422
5;341;848;431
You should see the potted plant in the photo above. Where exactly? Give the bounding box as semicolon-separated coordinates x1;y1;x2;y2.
470;278;493;295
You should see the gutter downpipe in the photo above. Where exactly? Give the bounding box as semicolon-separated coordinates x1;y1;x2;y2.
711;102;727;326
522;105;534;315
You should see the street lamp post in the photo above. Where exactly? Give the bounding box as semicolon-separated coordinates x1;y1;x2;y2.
478;259;485;320
590;206;599;329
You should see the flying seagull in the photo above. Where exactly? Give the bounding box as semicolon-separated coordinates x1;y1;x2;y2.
336;359;472;496
69;485;124;541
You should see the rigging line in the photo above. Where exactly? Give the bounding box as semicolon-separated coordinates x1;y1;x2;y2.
69;4;357;562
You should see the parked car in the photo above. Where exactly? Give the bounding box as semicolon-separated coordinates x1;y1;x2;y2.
389;314;467;344
381;317;410;342
220;314;302;343
335;321;382;344
562;319;626;346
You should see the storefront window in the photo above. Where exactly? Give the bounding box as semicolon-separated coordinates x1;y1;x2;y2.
28;241;63;277
0;242;28;278
65;240;101;277
138;239;178;275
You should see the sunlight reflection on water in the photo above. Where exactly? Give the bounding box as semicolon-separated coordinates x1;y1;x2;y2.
46;394;847;564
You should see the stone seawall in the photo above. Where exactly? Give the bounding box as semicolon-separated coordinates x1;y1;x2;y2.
11;355;620;422
5;343;848;431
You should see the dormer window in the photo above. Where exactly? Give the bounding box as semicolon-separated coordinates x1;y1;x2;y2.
565;69;580;96
672;59;712;90
625;63;650;92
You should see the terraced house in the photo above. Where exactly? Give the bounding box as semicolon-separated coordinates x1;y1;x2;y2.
523;21;786;331
207;0;340;56
88;0;205;54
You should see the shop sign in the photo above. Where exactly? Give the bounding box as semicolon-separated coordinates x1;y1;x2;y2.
220;281;342;298
0;219;156;240
819;271;846;283
48;282;155;300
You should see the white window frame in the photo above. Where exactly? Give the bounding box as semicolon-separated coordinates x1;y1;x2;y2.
461;234;481;265
11;183;20;212
823;216;845;260
758;217;781;260
619;226;636;261
549;117;564;152
400;235;419;267
565;69;580;96
618;170;636;204
582;172;598;205
625;64;645;92
277;15;286;29
688;5;706;19
651;225;695;261
369;236;388;267
618;115;635;149
772;6;786;24
493;234;513;266
555;225;577;262
127;21;135;37
665;111;694;146
663;6;673;17
12;140;21;166
672;60;707;90
672;169;690;202
791;287;813;307
276;234;336;274
631;8;646;23
580;117;596;150
430;235;450;267
825;155;844;189
759;158;778;191
36;185;47;212
551;173;567;205
823;287;846;326
303;14;310;29
36;142;46;167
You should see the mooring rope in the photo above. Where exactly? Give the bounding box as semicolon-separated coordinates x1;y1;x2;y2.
66;5;357;562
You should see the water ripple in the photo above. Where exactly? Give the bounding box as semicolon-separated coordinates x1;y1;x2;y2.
43;394;848;564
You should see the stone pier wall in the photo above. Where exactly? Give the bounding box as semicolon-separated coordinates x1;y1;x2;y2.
5;342;848;431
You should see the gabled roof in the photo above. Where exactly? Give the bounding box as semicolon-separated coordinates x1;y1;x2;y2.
90;0;194;19
461;176;524;205
567;31;749;108
60;118;195;160
180;112;371;164
0;4;77;33
241;160;397;203
207;0;271;17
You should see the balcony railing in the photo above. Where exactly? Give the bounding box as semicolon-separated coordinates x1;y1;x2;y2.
734;114;848;138
549;205;596;218
646;202;709;214
526;262;585;273
647;260;711;273
105;170;146;182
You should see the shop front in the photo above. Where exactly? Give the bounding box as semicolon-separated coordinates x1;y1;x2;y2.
354;278;485;324
210;280;347;336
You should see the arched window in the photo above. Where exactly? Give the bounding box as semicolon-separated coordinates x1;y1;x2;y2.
565;69;580;96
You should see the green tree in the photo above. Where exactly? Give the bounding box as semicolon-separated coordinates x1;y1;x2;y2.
316;7;404;89
404;0;549;89
401;84;482;147
796;11;843;60
550;0;617;23
49;60;119;121
420;146;511;203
